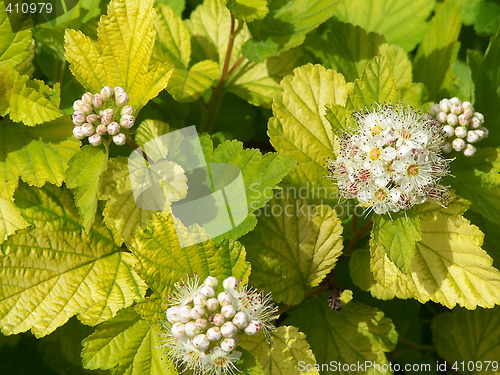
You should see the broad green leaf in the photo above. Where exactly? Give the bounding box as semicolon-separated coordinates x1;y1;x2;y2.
64;0;174;111
0;65;63;126
451;148;500;226
414;0;462;99
369;203;500;309
0;2;33;72
325;104;355;134
432;307;500;375
268;64;347;195
238;348;265;375
240;326;319;375
0;197;28;245
284;295;397;374
131;212;251;298
65;145;109;233
205;139;295;241
242;0;338;62
346;55;400;110
468;27;500;147
240;192;343;305
459;0;500;35
0;184;147;337
167;60;220;102
82;308;177;375
372;211;421;273
227;0;268;22
0;118;80;199
333;0;435;51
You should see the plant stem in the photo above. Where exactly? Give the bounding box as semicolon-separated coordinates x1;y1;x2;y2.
344;216;373;255
398;338;435;352
125;135;155;164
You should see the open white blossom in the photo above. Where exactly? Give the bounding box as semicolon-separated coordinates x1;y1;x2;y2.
327;104;451;214
160;275;277;375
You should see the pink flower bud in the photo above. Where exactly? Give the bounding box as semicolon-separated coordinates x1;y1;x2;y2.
120;105;134;116
171;322;185;338
212;313;225;326
115;92;129;106
92;94;103;109
81;123;95;137
191;305;206;320
220;322;237;337
81;103;93;114
119;115;135;129
107;122;120;136
114;86;125;95
101;114;113;125
102;108;114;116
220;337;238;353
72;126;85;140
166;306;180;323
73;100;84;111
113;133;126;146
221;305;236;319
243;320;262;336
100;86;114;101
81;92;93;105
88;134;102;146
96;124;107;135
222;277;239;291
87;114;98;124
192;334;210;351
72;112;86;126
206;327;221;341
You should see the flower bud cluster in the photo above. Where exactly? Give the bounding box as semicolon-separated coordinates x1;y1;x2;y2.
429;97;487;157
161;275;277;375
72;86;135;146
327;104;451;215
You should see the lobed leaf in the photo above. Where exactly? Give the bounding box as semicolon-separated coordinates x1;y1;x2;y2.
0;197;28;245
227;0;269;23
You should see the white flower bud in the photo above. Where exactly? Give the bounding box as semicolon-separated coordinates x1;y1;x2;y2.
72;112;86;126
449;97;462;106
212;313;225;326
466;130;479;143
463;107;474;118
477;127;488;139
171;322;185;338
206;327;222;341
439;99;451;113
200;286;215;298
447;113;458;126
450;104;462;115
462;101;473;110
102;108;114;116
81;103;93;114
101;114;113;125
464;144;476;157
195;318;208;330
220;337;238;353
192;334;210;351
452;138;466;152
81;123;95;137
442;125;455;138
115;92;129;106
221;305;236;319
470;117;481;129
96;124;107;135
113;133;126;146
166;306;180;323
119;115;135;129
430;104;440;117
114;86;125;96
92;94;103;109
436;112;447;124
458;114;470;126
191;305;206;320
120;105;134;116
217;292;234;306
232;311;248;329
441;142;452;153
88;134;102;146
243;320;262;336
87;114;98;124
184;321;199;338
100;86;113;101
73;100;84;111
223;277;239;291
206;298;220;312
203;276;218;289
454;126;467;138
193;292;207;307
472;112;484;125
178;305;192;323
220;322;237;337
72;126;85;140
81;92;93;105
107;122;120;135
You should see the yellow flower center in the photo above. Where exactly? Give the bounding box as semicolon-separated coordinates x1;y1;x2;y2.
375;189;387;201
407;164;419;177
371;125;383;136
369;148;382;161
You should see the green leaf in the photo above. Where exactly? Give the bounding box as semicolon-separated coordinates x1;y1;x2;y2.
241;192;343;305
268;64;347;195
432;307;500;375
325;104;356;134
205;139;295;241
240;326;319;375
451;148;500;226
333;0;436;51
227;0;269;22
369;203;500;309
0;118;80;200
346;55;400;110
459;0;500;35
65;145;109;233
0;184;147;337
372;211;422;273
131;212;251;298
414;0;462;99
284;295;397;374
237;348;265;375
0;197;28;245
0;65;63;126
82;308;177;375
64;0;174;111
167;60;220;102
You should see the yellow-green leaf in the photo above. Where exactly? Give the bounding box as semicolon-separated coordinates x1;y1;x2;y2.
0;197;28;245
64;0;173;111
167;60;220;102
241;192;343;305
0;184;147;337
227;0;268;23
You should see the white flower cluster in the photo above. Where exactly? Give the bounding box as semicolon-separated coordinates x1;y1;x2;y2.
72;86;136;146
328;104;451;215
161;275;277;375
429;97;487;157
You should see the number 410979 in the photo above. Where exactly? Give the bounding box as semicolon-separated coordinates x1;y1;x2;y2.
5;2;53;13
